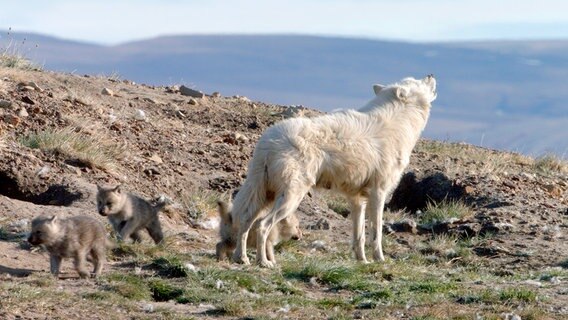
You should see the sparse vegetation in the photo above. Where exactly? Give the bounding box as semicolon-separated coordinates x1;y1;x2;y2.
534;153;567;174
0;28;41;70
179;186;220;220
18;126;126;171
420;199;472;226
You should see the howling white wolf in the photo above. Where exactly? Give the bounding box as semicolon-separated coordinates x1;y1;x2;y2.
232;75;437;267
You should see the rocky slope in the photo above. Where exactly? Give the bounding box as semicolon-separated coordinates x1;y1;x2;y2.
0;66;567;318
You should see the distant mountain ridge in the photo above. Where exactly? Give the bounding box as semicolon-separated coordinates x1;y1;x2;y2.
2;31;567;156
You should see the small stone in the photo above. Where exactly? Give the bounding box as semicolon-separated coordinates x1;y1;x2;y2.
143;97;159;104
179;85;205;98
18;108;29;117
148;154;163;164
101;87;114;96
308;218;331;230
215;279;224;289
0;99;12;109
282;106;305;118
28;81;44;92
212;91;221;98
142;304;154;313
18;85;35;92
184;263;199;273
21;96;35;105
134;109;146;121
311;240;327;251
234;132;249;144
188;98;198;105
464;185;475;194
542;184;563;197
3;114;21;126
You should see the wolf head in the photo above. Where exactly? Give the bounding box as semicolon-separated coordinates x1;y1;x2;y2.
96;185;126;216
372;75;437;108
28;215;62;246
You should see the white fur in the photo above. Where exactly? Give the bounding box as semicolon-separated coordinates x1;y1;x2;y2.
231;76;437;267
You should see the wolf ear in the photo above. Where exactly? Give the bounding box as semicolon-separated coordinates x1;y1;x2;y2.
395;87;409;101
373;84;385;95
48;215;58;223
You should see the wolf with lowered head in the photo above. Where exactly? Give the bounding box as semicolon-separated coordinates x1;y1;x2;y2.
216;200;302;262
96;185;166;244
28;215;107;278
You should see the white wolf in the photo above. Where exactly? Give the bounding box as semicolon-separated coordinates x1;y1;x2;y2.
232;75;437;267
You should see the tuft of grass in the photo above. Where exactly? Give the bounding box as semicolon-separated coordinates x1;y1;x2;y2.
534;154;567;174
420;199;472;226
179;186;220;220
559;258;568;269
499;288;537;303
1;29;41;70
324;193;351;217
282;258;355;288
19;126;126;171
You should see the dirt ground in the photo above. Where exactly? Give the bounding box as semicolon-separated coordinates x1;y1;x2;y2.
0;67;567;319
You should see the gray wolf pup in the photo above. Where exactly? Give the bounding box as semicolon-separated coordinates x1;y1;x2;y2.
96;185;166;244
28;215;108;278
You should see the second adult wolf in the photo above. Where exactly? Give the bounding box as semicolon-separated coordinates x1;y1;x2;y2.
97;185;166;244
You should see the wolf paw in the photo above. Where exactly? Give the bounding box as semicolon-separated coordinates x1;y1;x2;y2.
258;259;275;268
232;252;250;265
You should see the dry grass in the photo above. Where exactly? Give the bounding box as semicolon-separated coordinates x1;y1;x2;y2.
534;154;567;174
18;126;126;171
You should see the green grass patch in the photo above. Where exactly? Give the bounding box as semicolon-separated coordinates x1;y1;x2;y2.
499;287;537;303
420;200;472;226
103;273;152;301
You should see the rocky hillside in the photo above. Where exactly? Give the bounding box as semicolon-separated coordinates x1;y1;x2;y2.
0;65;567;319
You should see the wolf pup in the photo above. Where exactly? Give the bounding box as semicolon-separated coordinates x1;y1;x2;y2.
28;215;107;278
96;185;166;244
216;200;302;262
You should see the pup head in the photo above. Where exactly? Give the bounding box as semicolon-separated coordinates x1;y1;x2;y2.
278;214;303;241
96;185;125;216
28;215;61;246
374;74;437;107
217;200;236;239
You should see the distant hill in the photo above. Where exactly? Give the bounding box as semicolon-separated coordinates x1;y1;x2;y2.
2;32;567;156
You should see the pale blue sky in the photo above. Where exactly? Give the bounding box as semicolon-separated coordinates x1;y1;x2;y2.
1;0;568;45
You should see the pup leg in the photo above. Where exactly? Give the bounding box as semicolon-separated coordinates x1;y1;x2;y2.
50;255;62;277
146;218;164;244
119;220;139;243
90;245;105;277
74;251;89;279
349;196;368;263
130;230;144;243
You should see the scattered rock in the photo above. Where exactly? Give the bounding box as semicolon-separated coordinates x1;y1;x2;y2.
542;184;563;197
17;108;29;118
215;279;224;289
388;218;418;234
180;85;205;98
3;114;21;126
21;96;35;105
311;240;327;251
134;109;147;121
148;154;163;164
188;98;198;105
101;87;114;96
282;105;305;118
27;81;44;92
308;218;331;230
0;99;12;109
212;91;221;98
184;263;199;273
142;304;154;313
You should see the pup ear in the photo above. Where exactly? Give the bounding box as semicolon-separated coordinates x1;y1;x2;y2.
373;84;385;95
396;87;409;101
113;185;122;193
48;215;58;224
217;200;232;223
